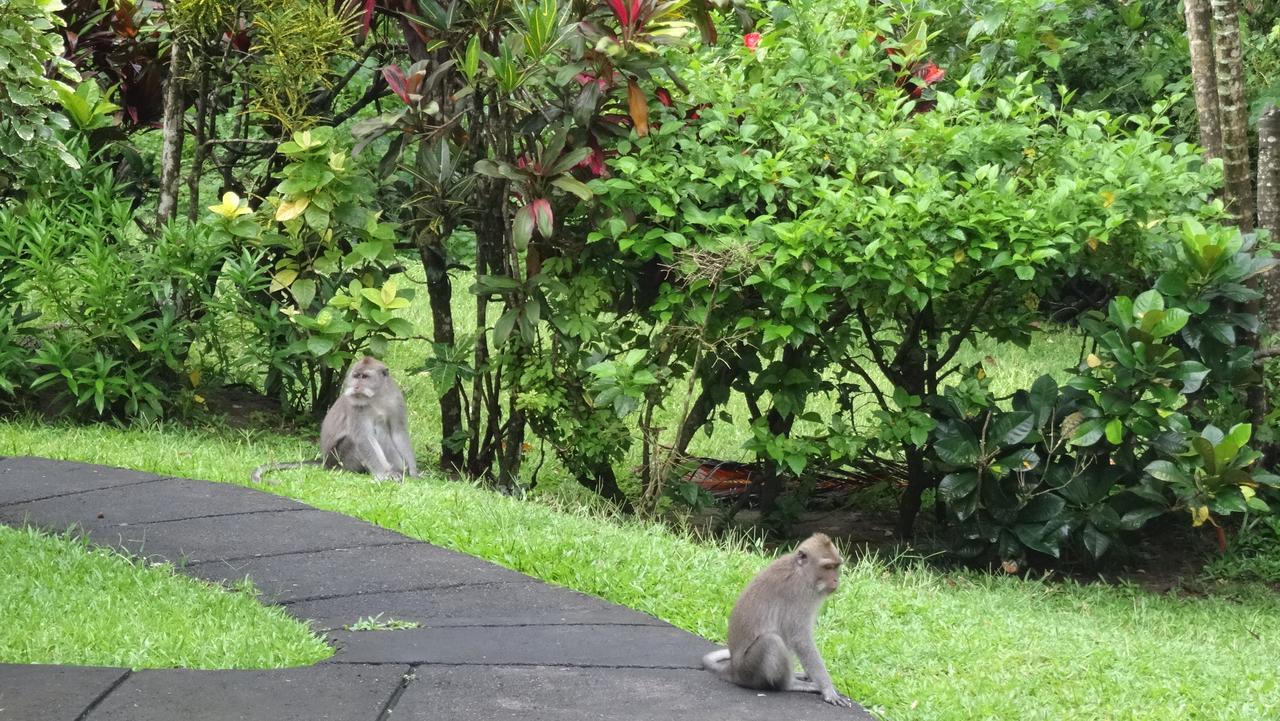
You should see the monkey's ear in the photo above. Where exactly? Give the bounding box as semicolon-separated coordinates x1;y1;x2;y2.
796;549;808;565
381;367;389;377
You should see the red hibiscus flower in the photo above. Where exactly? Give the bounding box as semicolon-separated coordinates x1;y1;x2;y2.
743;32;762;52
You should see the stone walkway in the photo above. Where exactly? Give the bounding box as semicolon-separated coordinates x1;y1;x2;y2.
0;457;872;721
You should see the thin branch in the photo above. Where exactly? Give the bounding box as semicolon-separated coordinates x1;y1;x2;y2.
330;80;391;127
847;356;890;412
933;280;997;373
1254;347;1280;362
855;304;893;376
891;300;931;370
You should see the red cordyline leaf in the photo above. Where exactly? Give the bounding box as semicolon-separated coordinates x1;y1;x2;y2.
743;32;761;51
605;0;630;25
655;87;673;107
360;0;375;39
531;198;554;238
578;145;607;177
915;61;945;86
381;65;410;104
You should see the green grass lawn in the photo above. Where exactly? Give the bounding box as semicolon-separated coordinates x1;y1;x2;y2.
0;523;331;669
3;420;1278;721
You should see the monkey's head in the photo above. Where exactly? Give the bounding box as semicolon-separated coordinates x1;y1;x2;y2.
795;532;843;596
344;357;389;402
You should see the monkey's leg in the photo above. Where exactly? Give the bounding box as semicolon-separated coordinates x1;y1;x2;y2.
733;633;793;691
388;422;418;478
355;436;396;480
701;648;732;680
793;635;854;707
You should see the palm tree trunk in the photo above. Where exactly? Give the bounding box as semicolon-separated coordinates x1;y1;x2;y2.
1184;0;1223;159
1258;106;1280;333
1210;0;1254;229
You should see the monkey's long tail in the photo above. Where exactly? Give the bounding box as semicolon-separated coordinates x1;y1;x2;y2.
250;460;323;484
701;648;732;679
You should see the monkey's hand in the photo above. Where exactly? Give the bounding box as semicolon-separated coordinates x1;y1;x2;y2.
821;689;854;709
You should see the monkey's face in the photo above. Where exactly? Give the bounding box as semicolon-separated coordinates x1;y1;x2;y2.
797;545;843;595
344;363;387;401
816;559;842;595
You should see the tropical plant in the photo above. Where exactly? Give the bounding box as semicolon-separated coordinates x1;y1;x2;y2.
0;0;81;194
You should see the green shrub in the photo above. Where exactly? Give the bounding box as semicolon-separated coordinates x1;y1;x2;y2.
589;0;1228;535
202;126;413;412
0;0;81;194
0;155;227;419
932;222;1278;564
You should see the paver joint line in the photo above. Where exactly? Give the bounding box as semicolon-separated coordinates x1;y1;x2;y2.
183;539;421;568
0;475;175;508
111;506;312;527
73;669;132;721
373;664;418;721
323;660;702;670
279;579;522;607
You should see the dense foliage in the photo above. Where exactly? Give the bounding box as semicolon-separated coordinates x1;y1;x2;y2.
1;0;1277;567
0;0;80;191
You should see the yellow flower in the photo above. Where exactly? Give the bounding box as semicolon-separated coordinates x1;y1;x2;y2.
209;192;252;219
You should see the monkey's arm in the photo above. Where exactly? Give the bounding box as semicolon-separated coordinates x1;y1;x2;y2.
358;436;396;480
793;637;853;708
389;421;418;477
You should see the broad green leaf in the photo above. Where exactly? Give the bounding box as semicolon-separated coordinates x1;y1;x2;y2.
989;411;1034;446
290;279;316;309
1143;460;1190;484
939;471;979;503
935;426;980;465
1104;418;1124;445
1069;418;1107;447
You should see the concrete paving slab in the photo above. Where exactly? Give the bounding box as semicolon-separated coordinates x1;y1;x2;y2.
20;509;408;565
0;457;165;507
0;664;128;721
0;477;307;529
184;541;530;604
326;623;714;667
283;580;666;631
84;665;407;721
392;665;874;721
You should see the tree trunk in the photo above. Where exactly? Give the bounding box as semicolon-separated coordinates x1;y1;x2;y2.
1259;106;1280;333
1210;0;1265;435
579;461;633;512
1210;0;1255;229
757;407;797;518
156;40;185;225
416;228;464;475
1184;0;1223;159
897;446;932;539
185;63;210;224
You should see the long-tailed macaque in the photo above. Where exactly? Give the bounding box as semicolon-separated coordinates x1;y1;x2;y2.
251;357;418;483
702;532;853;708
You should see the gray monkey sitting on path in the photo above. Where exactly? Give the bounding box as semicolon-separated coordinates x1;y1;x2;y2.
702;532;854;708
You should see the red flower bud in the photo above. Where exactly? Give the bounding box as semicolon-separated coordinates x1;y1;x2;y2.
743;32;762;51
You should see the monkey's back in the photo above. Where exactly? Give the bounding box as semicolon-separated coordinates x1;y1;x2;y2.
725;553;797;652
